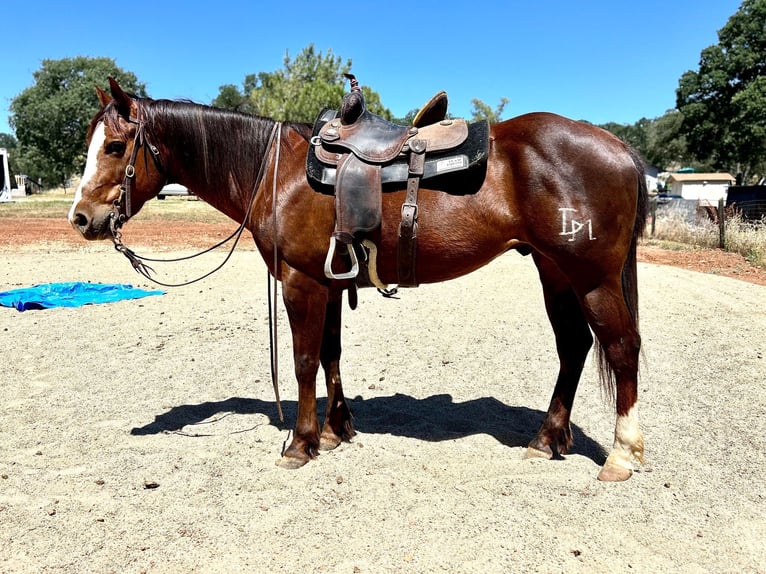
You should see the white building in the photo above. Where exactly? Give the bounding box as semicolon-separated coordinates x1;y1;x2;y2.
667;172;735;206
0;148;12;202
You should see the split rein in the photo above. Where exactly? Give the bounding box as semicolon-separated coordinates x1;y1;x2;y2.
109;118;282;288
109;116;285;421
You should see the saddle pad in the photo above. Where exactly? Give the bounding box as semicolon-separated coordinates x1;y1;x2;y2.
0;282;165;311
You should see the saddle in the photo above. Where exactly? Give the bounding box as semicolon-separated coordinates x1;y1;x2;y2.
307;74;490;287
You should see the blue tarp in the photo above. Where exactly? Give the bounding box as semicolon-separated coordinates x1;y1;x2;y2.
0;282;165;312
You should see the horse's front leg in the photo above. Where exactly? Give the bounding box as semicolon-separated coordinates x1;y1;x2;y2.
319;290;356;450
277;266;329;469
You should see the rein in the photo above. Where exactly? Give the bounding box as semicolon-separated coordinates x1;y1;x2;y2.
109;119;282;288
108;114;285;421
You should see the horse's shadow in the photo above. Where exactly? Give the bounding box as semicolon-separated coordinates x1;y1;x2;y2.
131;393;607;465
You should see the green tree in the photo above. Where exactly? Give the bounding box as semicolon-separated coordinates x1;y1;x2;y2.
214;45;392;122
0;133;16;148
599;119;651;156
9;57;145;189
212;84;253;113
470;97;509;123
642;110;710;171
676;0;766;180
211;74;260;113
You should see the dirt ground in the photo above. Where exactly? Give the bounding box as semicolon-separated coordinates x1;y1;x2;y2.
1;218;765;573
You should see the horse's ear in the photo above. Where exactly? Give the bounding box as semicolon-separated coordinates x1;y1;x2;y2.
108;77;135;120
96;85;111;108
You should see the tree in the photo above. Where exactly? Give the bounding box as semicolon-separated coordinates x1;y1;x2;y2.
0;133;16;149
676;0;766;180
211;74;260;114
599;119;650;156
470;97;509;123
212;84;253;114
213;44;392;122
9;57;145;189
643;110;712;171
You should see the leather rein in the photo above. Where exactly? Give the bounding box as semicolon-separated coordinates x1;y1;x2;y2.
107;112;285;422
109;111;282;288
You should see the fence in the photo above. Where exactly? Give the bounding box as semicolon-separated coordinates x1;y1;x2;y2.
648;196;766;266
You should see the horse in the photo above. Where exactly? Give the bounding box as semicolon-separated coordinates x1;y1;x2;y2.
69;78;648;481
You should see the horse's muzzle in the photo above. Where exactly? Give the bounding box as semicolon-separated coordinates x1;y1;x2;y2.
69;207;113;240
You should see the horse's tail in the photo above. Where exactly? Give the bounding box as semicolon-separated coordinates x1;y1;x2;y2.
623;146;649;328
596;146;648;398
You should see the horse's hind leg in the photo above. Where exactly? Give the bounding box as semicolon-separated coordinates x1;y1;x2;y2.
580;280;644;482
319;292;356;450
527;254;594;459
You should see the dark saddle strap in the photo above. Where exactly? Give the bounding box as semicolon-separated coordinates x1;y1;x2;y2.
398;142;426;287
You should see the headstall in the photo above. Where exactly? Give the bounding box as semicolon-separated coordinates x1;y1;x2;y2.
109;106;164;240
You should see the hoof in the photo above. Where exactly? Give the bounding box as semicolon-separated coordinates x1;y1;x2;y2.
275;455;310;470
597;451;635;481
319;434;342;451
524;446;553;460
597;463;633;482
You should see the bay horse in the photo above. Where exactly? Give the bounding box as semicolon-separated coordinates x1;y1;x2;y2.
69;78;648;481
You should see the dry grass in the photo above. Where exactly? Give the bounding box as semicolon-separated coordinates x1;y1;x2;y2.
0;189;230;224
650;205;766;267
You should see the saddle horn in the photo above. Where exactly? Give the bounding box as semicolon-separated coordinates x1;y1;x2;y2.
344;73;361;92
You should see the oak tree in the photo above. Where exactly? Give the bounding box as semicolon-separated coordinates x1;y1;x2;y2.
676;0;766;180
10;57;145;188
214;45;392;122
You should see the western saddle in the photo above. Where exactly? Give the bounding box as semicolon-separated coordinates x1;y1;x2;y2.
307;74;489;288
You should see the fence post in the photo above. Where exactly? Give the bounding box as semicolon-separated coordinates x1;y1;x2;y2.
718;198;725;249
650;197;656;236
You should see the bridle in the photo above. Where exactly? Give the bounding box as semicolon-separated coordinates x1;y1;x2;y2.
109;107;164;240
107;103;282;289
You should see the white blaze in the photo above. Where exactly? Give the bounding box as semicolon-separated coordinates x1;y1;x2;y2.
68;122;106;223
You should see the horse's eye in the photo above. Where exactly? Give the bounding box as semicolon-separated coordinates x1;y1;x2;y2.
105;141;126;155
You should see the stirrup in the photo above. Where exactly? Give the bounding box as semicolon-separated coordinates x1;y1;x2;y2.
324;236;359;280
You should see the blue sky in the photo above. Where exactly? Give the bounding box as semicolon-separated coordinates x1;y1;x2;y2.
1;0;742;136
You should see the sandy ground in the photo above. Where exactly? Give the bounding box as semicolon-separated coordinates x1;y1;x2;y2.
1;231;765;573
